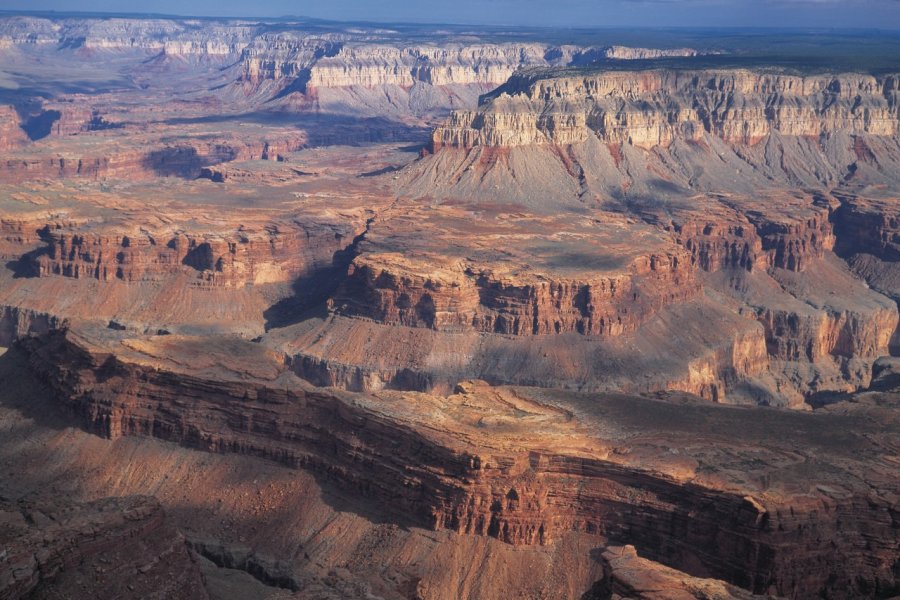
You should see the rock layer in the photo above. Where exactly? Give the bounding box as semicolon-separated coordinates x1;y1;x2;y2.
334;213;699;336
592;545;776;600
18;329;900;598
433;70;900;150
0;132;305;183
0;494;208;600
34;219;355;287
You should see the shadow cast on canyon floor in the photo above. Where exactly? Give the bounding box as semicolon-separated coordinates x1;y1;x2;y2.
5;253;42;278
578;548;611;600
162;112;430;147
262;267;340;331
0;345;71;432
263;238;361;331
141;146;233;178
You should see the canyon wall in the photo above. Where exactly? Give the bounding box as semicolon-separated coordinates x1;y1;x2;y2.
834;196;900;262
0;132;306;183
17;329;900;598
0;494;208;600
334;248;698;336
0;106;26;150
32;219;356;287
433;70;900;150
239;38;710;90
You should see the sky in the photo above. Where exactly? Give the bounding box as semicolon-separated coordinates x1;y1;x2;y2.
2;0;899;29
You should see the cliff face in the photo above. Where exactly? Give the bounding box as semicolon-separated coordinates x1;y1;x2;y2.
0;494;208;600
335;249;697;336
643;192;837;275
433;70;899;150
234;40;716;118
0;132;305;183
33;219;354;287
306;44;548;89
0;106;26;150
17;329;900;598
327;205;700;337
832;195;900;355
834;195;900;262
0;16;255;56
239;39;710;90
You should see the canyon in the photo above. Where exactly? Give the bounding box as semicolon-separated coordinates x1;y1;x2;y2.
0;13;898;600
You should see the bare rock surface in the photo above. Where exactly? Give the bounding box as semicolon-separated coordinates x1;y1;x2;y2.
593;545;778;599
0;494;208;600
4;327;897;598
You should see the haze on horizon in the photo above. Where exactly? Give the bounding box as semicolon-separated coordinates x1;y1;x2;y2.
3;0;900;29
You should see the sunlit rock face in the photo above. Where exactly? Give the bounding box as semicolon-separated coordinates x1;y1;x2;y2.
433;70;899;150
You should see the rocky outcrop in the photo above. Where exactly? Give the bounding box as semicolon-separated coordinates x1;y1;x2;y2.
591;545;777;599
17;329;900;598
328;205;701;337
643;193;836;275
0;217;50;257
0;305;63;347
0;494;208;600
756;276;897;363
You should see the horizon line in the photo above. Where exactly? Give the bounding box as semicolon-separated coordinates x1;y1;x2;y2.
1;8;900;33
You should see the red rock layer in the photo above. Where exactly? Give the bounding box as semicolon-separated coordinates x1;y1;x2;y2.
20;330;900;598
648;194;836;275
334;250;698;336
0;217;51;258
33;220;355;286
0;133;305;183
833;195;900;262
593;545;775;599
0;106;26;150
0;495;208;600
